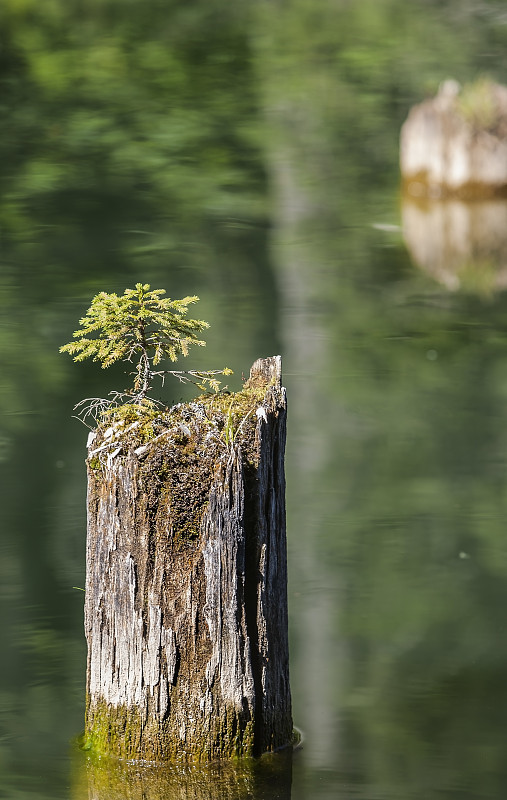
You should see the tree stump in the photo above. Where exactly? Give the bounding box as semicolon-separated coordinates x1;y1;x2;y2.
400;79;507;198
83;356;293;761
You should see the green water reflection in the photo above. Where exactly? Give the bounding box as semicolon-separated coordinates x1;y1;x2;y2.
72;751;292;800
3;1;507;799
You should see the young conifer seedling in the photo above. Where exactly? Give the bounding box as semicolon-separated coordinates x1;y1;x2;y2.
60;283;232;423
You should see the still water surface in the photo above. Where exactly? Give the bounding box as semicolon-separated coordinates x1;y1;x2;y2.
3;1;507;798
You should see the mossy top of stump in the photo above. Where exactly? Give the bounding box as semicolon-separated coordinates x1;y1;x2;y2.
86;356;281;550
87;356;279;473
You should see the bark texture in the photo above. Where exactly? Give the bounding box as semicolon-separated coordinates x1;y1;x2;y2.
84;356;292;761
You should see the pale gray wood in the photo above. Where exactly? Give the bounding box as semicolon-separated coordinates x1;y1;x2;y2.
401;79;507;194
84;356;292;761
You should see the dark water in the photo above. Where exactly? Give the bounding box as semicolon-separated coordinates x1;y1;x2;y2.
3;1;507;798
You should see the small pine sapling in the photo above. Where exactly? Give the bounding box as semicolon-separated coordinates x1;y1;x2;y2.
60;283;232;422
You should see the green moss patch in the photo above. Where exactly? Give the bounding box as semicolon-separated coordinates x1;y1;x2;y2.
84;697;258;762
87;381;269;545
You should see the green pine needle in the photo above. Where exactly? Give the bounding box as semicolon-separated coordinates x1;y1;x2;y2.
60;284;232;410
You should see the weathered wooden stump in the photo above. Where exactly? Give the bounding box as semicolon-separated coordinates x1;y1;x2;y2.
83;356;293;761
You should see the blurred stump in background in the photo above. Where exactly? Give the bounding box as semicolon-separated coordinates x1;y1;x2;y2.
401;78;507;292
401;78;507;199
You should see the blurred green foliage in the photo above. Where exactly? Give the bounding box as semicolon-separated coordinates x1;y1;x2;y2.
0;0;264;239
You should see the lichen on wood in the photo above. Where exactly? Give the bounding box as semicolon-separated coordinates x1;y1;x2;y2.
84;356;292;761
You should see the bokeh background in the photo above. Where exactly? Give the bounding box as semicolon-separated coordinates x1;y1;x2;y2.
3;1;507;798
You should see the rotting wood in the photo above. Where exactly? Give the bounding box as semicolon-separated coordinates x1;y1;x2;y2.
83;355;293;761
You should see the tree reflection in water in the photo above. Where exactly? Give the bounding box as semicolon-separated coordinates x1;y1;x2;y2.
402;197;507;294
72;750;292;800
